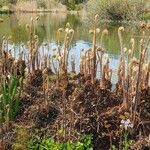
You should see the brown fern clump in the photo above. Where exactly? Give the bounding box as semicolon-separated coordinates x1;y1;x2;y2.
0;15;150;150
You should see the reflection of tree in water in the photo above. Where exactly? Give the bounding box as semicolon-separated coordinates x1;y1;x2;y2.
62;14;81;29
0;14;82;45
9;14;46;44
11;25;28;44
37;13;67;41
0;13;145;56
35;23;46;45
9;14;27;44
61;14;87;44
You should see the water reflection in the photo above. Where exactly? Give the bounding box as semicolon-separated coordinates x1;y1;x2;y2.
0;13;149;83
0;13;148;52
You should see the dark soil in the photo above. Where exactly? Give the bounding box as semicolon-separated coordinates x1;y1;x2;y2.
2;71;150;150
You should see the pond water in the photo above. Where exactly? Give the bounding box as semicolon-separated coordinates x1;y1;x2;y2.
0;13;149;83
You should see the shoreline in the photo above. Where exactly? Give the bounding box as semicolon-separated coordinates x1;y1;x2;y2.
0;9;149;21
0;9;81;15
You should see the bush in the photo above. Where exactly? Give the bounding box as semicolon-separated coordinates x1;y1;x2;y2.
37;0;47;9
86;0;148;21
60;0;84;10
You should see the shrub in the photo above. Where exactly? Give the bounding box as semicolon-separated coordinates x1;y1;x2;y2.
60;0;84;10
86;0;148;21
37;0;47;9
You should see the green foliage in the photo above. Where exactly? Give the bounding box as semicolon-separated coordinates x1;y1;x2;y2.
67;0;76;10
0;76;23;122
111;145;117;150
140;12;150;20
86;0;148;20
37;0;47;9
12;127;29;150
80;134;93;149
111;131;133;150
28;134;93;150
122;132;133;150
60;0;85;10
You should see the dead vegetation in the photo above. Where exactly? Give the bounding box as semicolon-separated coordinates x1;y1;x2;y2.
0;15;150;150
